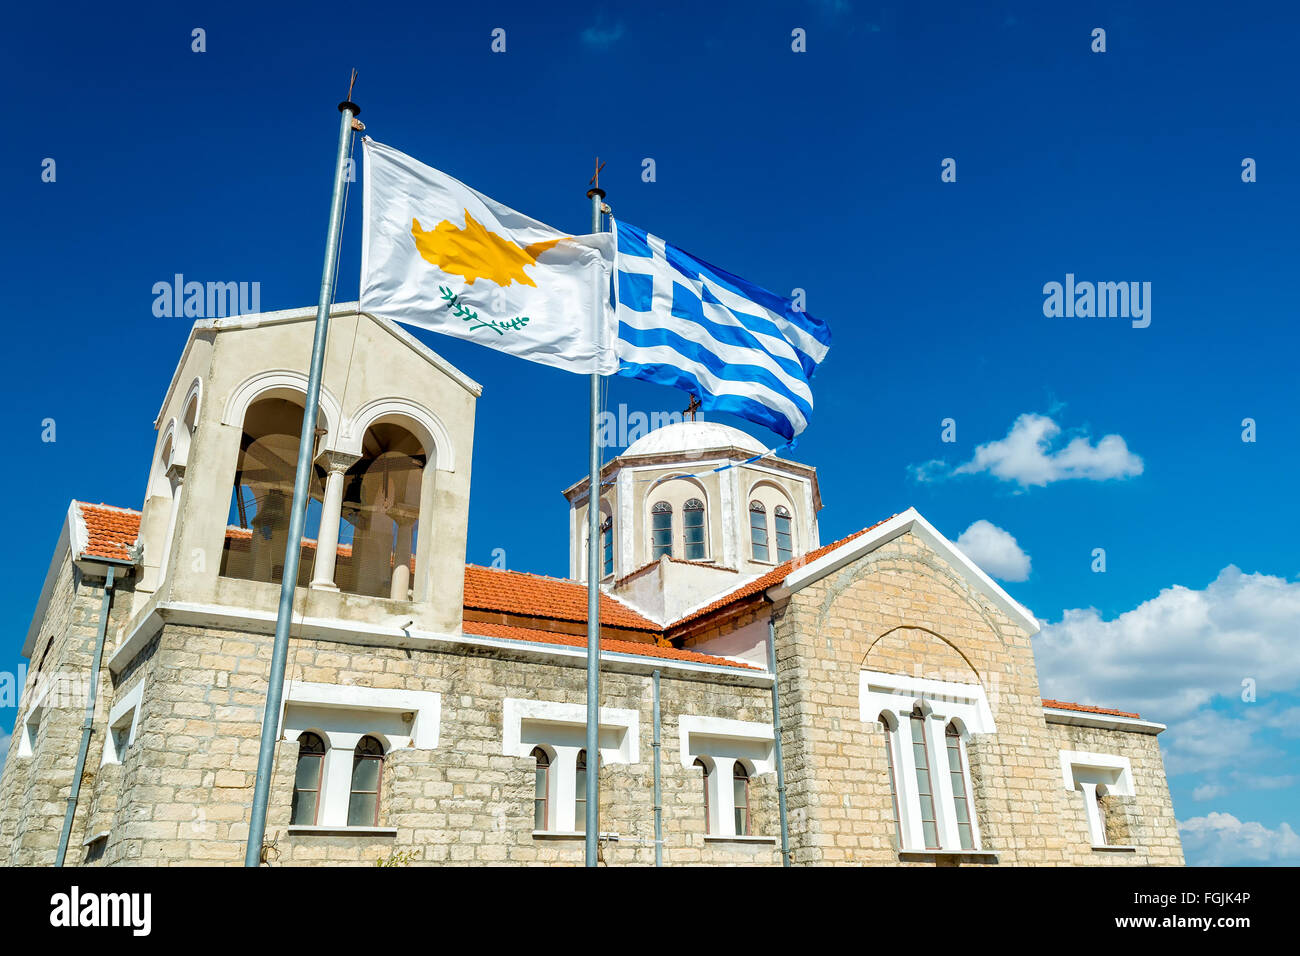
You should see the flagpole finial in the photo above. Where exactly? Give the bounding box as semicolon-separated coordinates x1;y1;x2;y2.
339;69;362;125
587;157;607;200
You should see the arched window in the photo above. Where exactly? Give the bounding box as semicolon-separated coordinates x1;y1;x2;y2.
291;732;326;826
600;513;614;578
946;723;975;850
910;708;938;849
531;747;550;830
221;396;325;586
347;736;385;827
774;505;794;562
693;758;711;834
683;498;706;560
733;762;751;836
651;501;673;559
338;423;426;599
749;500;769;561
880;714;901;844
575;749;588;833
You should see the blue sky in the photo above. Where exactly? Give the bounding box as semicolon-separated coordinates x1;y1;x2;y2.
2;1;1297;865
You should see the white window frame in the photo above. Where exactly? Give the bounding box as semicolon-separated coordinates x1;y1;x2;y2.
678;714;775;839
1059;749;1135;848
280;681;441;831
100;682;144;766
502;698;638;834
860;669;994;853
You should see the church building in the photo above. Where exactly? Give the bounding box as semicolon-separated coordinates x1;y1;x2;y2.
0;304;1184;866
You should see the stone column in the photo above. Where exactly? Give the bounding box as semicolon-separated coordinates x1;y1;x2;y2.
388;505;418;601
311;451;359;591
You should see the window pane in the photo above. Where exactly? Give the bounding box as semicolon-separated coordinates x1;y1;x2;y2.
749;506;769;561
774;513;793;562
347;792;377;827
953;789;969;824
958;822;974;851
294;753;322;791
290;790;317;826
352;755;381;792
734;808;748;835
922;820;938;849
534;799;546;830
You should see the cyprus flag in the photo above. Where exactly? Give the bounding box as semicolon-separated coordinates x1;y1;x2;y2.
361;138;616;374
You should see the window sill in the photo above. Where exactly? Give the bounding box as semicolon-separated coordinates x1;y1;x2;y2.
704;834;778;845
898;849;998;862
531;830;621;840
1091;844;1138;852
287;825;398;837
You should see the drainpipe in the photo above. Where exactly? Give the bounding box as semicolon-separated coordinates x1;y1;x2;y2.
56;561;123;866
652;669;663;867
768;614;791;866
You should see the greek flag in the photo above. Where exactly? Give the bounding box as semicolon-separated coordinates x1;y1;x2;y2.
612;220;831;440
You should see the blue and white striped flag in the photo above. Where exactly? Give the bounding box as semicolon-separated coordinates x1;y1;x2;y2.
612;220;831;440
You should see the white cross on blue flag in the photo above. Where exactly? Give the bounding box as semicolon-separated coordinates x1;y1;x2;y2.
612;220;831;440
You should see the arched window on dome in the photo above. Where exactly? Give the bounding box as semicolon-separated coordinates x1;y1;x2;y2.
774;505;794;562
683;498;707;560
651;501;673;559
749;500;769;561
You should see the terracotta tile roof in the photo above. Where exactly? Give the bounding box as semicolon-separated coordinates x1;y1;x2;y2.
75;502;141;561
669;515;898;630
462;620;758;670
464;565;660;632
1042;698;1141;720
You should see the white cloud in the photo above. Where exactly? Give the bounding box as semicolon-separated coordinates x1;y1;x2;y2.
955;520;1031;582
1179;813;1300;866
1036;566;1300;802
1036;566;1300;724
915;413;1143;487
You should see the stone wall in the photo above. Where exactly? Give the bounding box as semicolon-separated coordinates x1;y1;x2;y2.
773;529;1098;866
81;624;779;866
1046;720;1184;866
0;558;135;866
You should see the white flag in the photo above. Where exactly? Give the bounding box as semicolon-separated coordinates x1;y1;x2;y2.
361;138;615;374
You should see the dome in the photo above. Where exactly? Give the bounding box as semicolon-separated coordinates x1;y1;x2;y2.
622;420;768;459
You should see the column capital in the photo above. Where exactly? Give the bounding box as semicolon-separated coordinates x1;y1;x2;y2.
165;461;187;483
315;449;361;475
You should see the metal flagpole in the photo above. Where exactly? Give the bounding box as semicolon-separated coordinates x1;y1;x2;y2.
244;90;362;867
584;162;607;866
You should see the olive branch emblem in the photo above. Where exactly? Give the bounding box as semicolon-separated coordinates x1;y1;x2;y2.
438;286;531;336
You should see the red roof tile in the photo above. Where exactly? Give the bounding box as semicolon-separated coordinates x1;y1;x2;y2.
76;502;141;561
462;620;758;670
669;515;898;630
1042;698;1141;720
464;565;659;631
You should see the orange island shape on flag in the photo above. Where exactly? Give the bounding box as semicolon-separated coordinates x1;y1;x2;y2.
411;212;567;288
